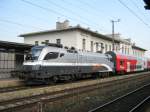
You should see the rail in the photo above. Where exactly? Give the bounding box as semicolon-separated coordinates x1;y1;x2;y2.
88;83;150;112
0;71;149;112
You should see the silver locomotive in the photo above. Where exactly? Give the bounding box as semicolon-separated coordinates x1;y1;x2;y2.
18;43;114;83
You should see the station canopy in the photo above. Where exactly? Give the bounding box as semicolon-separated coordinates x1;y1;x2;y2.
0;40;33;53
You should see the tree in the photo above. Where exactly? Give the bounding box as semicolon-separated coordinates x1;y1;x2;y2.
144;0;150;10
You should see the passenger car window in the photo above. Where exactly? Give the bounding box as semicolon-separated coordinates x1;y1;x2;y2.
44;52;59;60
120;60;124;66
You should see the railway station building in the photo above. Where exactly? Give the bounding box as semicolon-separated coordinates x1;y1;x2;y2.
20;20;146;57
0;40;32;78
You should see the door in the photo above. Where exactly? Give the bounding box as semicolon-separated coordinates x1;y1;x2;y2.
127;61;130;72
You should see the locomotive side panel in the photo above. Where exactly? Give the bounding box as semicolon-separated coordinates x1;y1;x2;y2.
20;46;114;82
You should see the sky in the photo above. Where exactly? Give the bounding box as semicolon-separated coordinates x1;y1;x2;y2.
0;0;150;52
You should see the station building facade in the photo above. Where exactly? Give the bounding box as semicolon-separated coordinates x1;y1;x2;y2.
20;20;146;57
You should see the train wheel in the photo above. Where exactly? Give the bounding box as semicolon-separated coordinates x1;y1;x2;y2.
70;74;76;81
52;76;59;83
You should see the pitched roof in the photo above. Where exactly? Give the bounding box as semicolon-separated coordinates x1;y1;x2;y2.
19;26;146;51
132;45;147;51
19;26;121;43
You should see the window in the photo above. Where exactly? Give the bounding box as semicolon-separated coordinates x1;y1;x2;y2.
82;39;86;50
125;47;126;54
35;41;38;46
128;48;129;54
120;60;124;66
45;40;49;45
26;47;43;60
91;41;93;52
41;41;45;44
60;53;64;57
122;46;124;53
116;46;118;52
105;44;107;52
109;45;111;51
130;65;134;70
56;39;61;44
96;42;99;51
31;49;42;60
101;43;104;53
44;52;59;60
0;52;15;70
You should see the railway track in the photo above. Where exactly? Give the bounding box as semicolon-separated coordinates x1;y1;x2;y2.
0;71;148;93
0;86;31;93
129;96;150;112
88;83;150;112
0;72;149;112
0;78;87;93
0;78;102;93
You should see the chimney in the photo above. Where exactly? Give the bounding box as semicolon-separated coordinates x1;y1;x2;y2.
56;21;62;30
63;20;69;29
56;20;69;30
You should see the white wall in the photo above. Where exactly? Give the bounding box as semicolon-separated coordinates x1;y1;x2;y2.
119;43;132;55
24;30;113;53
23;30;145;56
76;31;112;53
24;31;78;48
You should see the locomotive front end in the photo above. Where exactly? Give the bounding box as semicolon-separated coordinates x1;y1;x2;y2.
19;46;44;80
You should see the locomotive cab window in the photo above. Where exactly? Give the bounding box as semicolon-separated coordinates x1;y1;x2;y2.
44;52;59;60
26;46;44;61
60;53;64;57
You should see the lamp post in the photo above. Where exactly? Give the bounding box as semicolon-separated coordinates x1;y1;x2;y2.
111;19;120;51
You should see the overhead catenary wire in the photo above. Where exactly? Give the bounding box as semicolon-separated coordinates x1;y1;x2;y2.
46;0;105;32
22;0;107;33
0;5;55;32
0;19;45;30
118;0;150;29
61;0;110;33
75;0;118;33
46;0;92;24
77;0;116;20
130;0;150;22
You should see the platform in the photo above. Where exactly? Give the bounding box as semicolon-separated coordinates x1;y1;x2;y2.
0;78;24;88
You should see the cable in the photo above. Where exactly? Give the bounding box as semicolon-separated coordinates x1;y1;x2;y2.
118;0;150;29
46;0;97;28
130;0;150;21
22;0;107;32
0;19;44;30
77;0;115;20
46;0;110;33
61;0;111;33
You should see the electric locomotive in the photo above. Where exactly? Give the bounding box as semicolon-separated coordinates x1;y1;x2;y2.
17;43;114;83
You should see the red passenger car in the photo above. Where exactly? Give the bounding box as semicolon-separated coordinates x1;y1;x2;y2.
145;58;150;70
106;51;143;74
147;60;150;70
